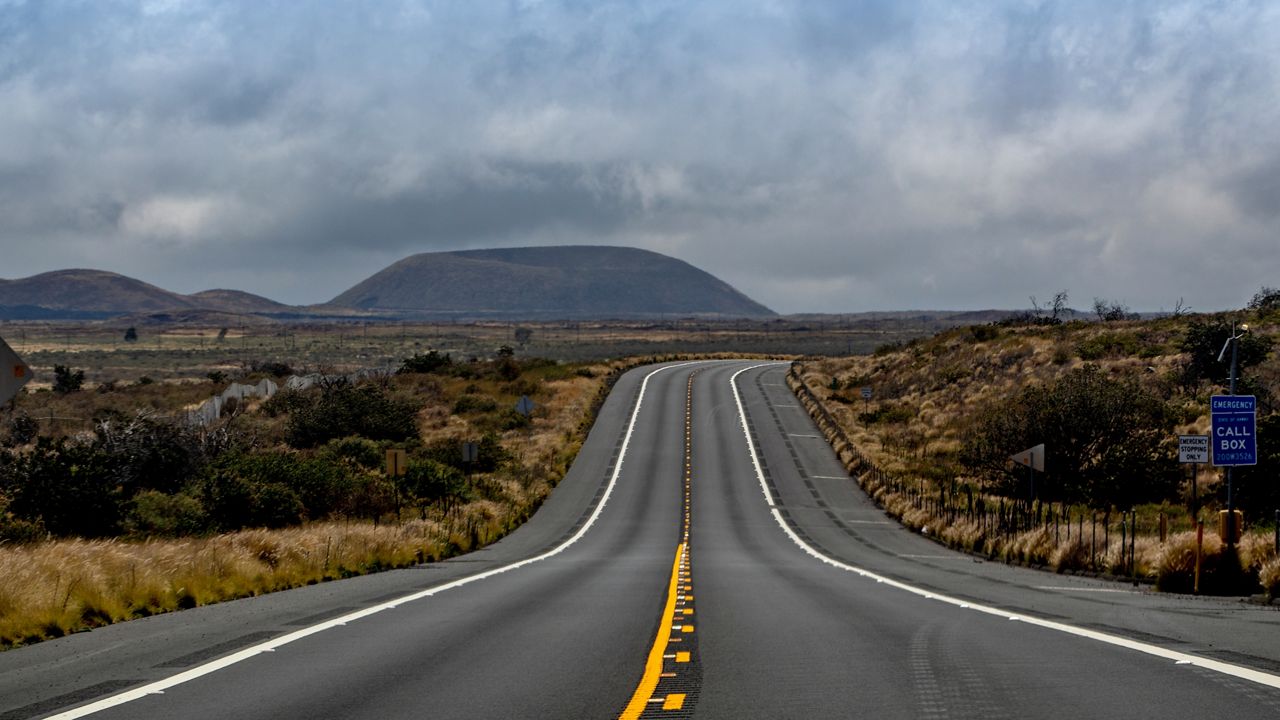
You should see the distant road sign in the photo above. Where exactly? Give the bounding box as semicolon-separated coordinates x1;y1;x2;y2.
860;387;873;400
1211;395;1257;466
1178;435;1209;464
1010;443;1045;472
461;442;479;464
385;448;407;477
0;336;31;404
515;395;536;417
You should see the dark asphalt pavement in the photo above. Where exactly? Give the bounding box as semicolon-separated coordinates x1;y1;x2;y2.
3;360;1280;719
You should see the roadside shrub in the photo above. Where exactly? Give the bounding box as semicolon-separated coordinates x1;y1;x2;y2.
3;414;38;446
281;381;419;448
319;436;383;471
1076;331;1140;360
196;463;305;531
968;325;1001;342
1260;557;1280;598
0;511;46;544
858;403;915;425
52;365;85;394
401;459;469;514
961;365;1178;509
5;437;121;537
453;394;498;414
126;491;207;537
398;350;453;375
250;360;294;377
94;414;202;496
203;451;354;523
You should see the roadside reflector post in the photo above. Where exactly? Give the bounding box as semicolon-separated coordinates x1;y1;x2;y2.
1131;510;1138;586
1120;516;1128;574
1159;512;1167;543
1194;520;1204;595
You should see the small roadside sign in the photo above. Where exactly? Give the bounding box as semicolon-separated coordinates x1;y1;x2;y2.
385;448;407;477
1178;435;1209;464
0;336;32;404
860;387;873;400
461;442;479;464
1211;395;1257;467
515;395;535;417
1010;443;1045;472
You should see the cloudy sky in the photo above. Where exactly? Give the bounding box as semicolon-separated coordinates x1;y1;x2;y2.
1;1;1278;313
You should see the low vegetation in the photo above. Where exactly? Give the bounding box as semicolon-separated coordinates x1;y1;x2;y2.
0;347;629;647
793;293;1280;596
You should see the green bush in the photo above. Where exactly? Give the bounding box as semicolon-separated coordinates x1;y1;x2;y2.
402;459;469;515
453;394;498;414
0;511;46;543
203;451;355;524
968;324;1001;342
1076;331;1140;360
961;365;1178;508
52;365;85;394
126;490;207;537
319;436;384;471
280;381;420;448
4;437;122;537
421;434;510;474
858;403;915;425
398;350;454;374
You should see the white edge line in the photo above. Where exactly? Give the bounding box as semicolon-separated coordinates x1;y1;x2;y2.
48;361;706;719
728;363;1280;691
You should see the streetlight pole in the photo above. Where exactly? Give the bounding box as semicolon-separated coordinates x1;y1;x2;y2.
1218;322;1249;549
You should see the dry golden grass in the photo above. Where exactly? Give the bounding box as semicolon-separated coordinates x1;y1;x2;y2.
0;520;451;646
789;349;1280;595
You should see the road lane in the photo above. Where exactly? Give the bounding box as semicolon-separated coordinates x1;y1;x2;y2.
690;362;1280;718
6;363;698;720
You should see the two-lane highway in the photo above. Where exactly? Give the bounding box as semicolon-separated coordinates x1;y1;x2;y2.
4;360;1280;719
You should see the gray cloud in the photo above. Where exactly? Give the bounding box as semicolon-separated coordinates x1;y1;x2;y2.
0;0;1278;313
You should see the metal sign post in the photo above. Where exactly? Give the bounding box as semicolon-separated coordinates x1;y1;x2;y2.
1010;443;1045;502
1211;395;1256;546
515;395;535;417
385;449;407;477
1179;434;1209;516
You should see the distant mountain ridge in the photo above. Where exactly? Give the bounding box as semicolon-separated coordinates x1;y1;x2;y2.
328;246;774;318
0;269;288;319
0;247;773;321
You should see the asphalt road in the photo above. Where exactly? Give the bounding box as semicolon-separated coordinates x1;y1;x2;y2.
3;360;1280;719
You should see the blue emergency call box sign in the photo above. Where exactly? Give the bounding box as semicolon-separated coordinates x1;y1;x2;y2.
1211;395;1257;467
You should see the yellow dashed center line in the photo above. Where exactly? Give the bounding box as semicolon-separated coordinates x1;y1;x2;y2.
619;372;699;719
